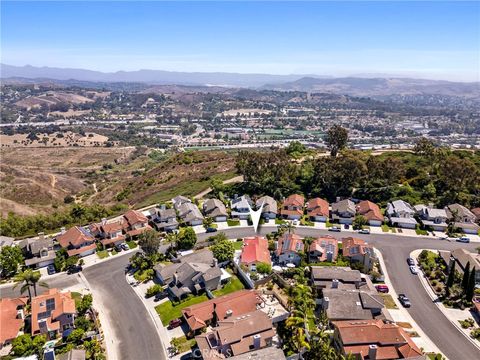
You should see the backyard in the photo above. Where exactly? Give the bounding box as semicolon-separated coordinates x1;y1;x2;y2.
212;275;245;297
155;294;209;326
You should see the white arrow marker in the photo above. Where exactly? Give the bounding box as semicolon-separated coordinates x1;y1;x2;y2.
248;200;264;233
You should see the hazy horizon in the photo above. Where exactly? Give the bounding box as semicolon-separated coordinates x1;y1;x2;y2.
1;1;479;82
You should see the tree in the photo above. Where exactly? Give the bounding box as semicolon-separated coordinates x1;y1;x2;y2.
303;237;314;263
466;267;476;301
462;262;470;290
78;293;93;315
11;334;46;357
413;137;435;157
445;261;455;296
177;227;197;250
211;238;235;263
138;229;161;257
67;328;85;344
353;215;368;230
256;262;272;274
203;217;214;229
13;269;48;302
0;245;24;278
325;125;348;157
83;339;105;360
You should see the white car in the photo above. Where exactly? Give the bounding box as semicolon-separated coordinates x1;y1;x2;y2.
409;265;418;275
358;229;370;234
329;226;341;232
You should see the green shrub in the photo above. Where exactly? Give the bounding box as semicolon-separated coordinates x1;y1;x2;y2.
146;284;163;298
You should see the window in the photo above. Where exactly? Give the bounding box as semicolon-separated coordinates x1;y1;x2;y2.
46;298;55;312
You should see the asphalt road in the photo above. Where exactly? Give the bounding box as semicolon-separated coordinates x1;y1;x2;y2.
199;226;480;360
82;252;167;360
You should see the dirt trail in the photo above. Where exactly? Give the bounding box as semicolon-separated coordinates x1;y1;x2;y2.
50;174;57;188
194;175;244;199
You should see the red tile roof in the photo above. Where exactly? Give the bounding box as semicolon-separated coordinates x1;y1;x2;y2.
182;290;263;331
124;210;148;226
101;220;124;234
307;198;329;217
0;297;27;344
57;226;94;248
66;243;97;257
126;225;152;237
31;289;76;335
283;194;305;207
334;320;423;359
310;236;338;261
342;237;373;257
277;233;304;255
240;236;271;265
356;200;383;222
472;207;480;219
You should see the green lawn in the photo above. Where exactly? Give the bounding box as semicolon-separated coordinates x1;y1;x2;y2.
171;336;197;354
416;228;429;235
155;294;209;326
380;294;398;309
232;241;243;250
212;276;245;297
97;250;109;259
71;292;83;308
275;218;286;225
227;219;240;226
127;241;137;249
325;221;333;228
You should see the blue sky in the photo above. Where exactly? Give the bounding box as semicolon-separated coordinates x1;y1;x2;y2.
1;1;479;81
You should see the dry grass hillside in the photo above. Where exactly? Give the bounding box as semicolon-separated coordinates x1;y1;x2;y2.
0;147;237;217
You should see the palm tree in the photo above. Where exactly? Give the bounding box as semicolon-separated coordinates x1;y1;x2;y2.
13;269;48;302
285;221;295;234
303;236;314;264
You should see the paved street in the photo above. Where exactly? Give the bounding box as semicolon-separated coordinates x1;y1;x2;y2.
199;226;480;360
82;252;167;360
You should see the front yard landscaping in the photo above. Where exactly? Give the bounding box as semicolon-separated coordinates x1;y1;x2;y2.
232;240;243;250
96;250;109;259
380;294;398;309
126;240;137;249
227;219;240;226
170;336;197;354
275;218;286;225
155;294;209;326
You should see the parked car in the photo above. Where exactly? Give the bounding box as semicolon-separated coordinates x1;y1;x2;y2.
398;294;411;307
67;265;83;275
456;237;470;243
121;243;130;251
344;224;350;229
168;318;182;329
407;257;415;266
329;226;341;232
358;229;370;234
154;291;167;302
409;266;418;275
206;227;218;233
115;244;123;252
47;264;56;275
375;284;389;293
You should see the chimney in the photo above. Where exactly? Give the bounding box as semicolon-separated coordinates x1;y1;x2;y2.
212;258;218;267
253;334;261;349
326;251;333;262
332;279;339;289
101;218;107;225
368;344;377;360
60;227;66;235
38;232;45;240
225;309;233;318
323;297;330;310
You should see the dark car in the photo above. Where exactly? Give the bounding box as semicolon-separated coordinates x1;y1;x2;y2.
398;294;411;307
168;318;182;329
344;224;350;230
121;243;130;251
115;244;123;252
180;353;193;360
47;264;56;275
67;265;83;275
375;284;389;293
154;291;167;302
407;257;415;266
206;227;217;233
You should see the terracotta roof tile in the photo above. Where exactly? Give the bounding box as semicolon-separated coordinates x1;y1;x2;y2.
241;236;271;265
31;289;76;335
0;297;27;344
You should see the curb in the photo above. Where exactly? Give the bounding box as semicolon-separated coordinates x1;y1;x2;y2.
411;249;480;352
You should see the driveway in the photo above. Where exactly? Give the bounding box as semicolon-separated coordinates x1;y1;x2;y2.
83;252;167;360
198;226;480;360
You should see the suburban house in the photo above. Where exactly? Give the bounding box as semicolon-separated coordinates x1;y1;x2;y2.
386;200;418;229
182;290;264;333
356;200;383;226
23;234;56;269
240;236;271;271
311;266;363;291
0;297;27;348
203;198;228;222
256;196;277;219
449;249;480;287
414;205;448;232
331;199;356;225
58;349;86;360
172;195;191;210
123;210;151;237
151;207;179;231
154;250;216;284
332;320;423;359
96;219;126;248
228;347;286;360
31;289;76;338
0;236;14;249
445;204;480;234
231;195;253;220
195;310;275;360
306;198;330;222
56;226;97;257
280;194;305;220
472;207;480;222
276;233;304;266
309;236;338;262
178;202;204;226
321;289;388;321
342;237;376;271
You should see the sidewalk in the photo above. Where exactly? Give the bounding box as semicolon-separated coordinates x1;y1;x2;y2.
411;249;480;352
374;248;443;356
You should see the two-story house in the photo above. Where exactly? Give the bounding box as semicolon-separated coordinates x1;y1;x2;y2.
152;206;179;232
342;237;376;272
97;219;126;248
256;196;277;220
240;236;271;271
414;205;448;231
356;200;383;226
281;194;305;220
306;198;329;222
0;297;27;348
56;226;96;257
23;233;56;269
123;210;151;237
386;200;418;229
231;195;253;220
203;198;228;222
178;202;204;226
309;236;338;263
445;204;480;234
331;199;356;225
276;233;304;266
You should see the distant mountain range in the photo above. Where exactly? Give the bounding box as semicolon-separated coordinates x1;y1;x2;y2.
1;64;479;97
